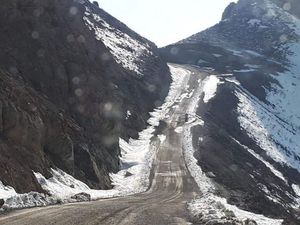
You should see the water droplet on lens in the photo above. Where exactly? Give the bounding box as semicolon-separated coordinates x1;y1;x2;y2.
37;49;45;57
77;104;85;113
148;84;156;92
75;88;83;97
104;102;113;112
72;77;80;85
67;34;75;43
9;66;18;75
69;6;78;16
154;100;162;107
77;35;86;43
101;53;111;61
33;8;44;17
170;47;179;55
283;3;291;11
31;31;40;39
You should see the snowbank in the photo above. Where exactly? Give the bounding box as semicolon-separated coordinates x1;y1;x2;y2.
0;182;17;200
0;182;58;211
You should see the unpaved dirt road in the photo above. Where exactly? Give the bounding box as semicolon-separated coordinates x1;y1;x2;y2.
0;65;208;225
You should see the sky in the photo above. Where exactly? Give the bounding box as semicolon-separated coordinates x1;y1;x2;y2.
97;0;237;47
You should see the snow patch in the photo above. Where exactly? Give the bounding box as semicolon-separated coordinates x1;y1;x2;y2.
248;19;262;26
0;182;17;200
234;69;257;73
126;110;131;120
83;8;151;76
158;135;166;144
213;53;222;57
174;126;183;133
202;75;222;103
34;169;90;200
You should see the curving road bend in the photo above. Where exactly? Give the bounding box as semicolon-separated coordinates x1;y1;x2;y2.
0;65;208;225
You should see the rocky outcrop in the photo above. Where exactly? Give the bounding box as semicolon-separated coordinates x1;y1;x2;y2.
71;192;91;201
222;2;238;20
0;0;170;193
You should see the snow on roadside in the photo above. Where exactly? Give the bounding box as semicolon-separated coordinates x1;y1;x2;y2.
34;168;120;201
97;65;190;196
0;182;58;211
0;182;17;200
0;65;191;211
182;78;283;224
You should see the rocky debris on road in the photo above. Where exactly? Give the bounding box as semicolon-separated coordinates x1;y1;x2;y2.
243;219;258;225
71;193;91;202
0;199;4;208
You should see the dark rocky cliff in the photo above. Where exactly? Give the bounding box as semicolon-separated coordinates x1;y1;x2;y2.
0;0;170;193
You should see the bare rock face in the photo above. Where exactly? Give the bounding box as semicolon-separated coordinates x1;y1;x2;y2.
222;2;238;20
0;0;170;193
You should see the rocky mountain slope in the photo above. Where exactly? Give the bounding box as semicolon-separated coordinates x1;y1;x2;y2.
0;0;170;195
161;0;300;223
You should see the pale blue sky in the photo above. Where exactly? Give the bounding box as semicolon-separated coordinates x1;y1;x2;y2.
97;0;237;47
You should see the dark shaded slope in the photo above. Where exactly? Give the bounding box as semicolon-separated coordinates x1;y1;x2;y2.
0;0;170;193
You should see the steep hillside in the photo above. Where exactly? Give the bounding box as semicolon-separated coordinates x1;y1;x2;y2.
161;0;300;223
0;0;170;194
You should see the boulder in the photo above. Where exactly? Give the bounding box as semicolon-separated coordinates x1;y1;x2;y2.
243;219;258;225
0;199;4;208
71;192;91;202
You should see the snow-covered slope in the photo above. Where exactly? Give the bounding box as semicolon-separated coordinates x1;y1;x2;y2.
83;10;152;76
